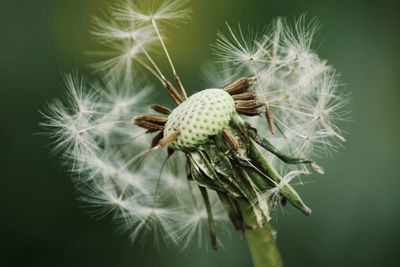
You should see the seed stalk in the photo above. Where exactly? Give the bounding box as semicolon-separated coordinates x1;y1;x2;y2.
240;201;283;267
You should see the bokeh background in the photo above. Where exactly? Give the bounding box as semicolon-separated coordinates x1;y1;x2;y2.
1;0;399;266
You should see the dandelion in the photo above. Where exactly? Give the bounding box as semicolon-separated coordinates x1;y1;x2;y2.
42;1;348;267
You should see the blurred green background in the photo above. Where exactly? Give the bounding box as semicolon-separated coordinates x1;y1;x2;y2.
0;0;399;266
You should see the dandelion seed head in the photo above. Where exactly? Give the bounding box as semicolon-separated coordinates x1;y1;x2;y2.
43;1;348;251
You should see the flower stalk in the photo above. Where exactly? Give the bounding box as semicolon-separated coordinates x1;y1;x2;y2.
240;201;283;267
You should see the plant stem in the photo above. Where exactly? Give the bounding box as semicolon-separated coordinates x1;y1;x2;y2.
240;202;283;267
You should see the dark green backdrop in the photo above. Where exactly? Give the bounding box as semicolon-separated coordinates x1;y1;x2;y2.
1;0;399;266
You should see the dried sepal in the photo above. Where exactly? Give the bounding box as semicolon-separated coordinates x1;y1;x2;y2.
157;129;180;148
264;105;276;135
224;77;255;95
151;104;172;115
132;114;168;132
236;108;263;117
232;92;258;101
235;99;264;110
134;115;168;125
151;131;164;148
222;128;240;152
134;121;164;132
164;80;184;104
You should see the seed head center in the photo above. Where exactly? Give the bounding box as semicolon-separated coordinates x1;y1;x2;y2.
164;89;236;150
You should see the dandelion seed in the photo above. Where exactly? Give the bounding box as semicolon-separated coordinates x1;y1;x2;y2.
214;24;269;72
114;0;192;25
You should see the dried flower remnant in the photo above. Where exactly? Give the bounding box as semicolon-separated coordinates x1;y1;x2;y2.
42;0;347;266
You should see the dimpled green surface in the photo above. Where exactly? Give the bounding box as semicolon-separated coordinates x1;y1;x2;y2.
164;89;236;150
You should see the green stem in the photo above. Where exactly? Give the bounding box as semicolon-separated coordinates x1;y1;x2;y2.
240;202;283;267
